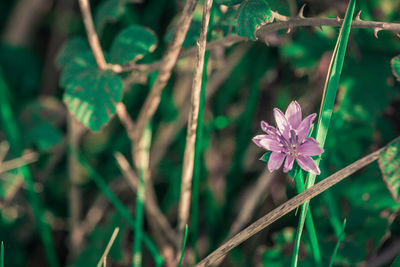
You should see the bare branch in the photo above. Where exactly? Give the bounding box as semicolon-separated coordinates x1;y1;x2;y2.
132;0;199;143
0;151;38;174
78;0;107;70
195;143;389;267
177;0;214;250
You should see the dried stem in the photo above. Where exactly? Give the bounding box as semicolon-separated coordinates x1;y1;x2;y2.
176;0;214;251
0;151;38;174
132;0;199;144
115;152;177;247
96;227;120;267
195;143;388;267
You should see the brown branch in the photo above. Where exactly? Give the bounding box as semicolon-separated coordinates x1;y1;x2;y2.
114;152;177;247
132;0;199;144
176;0;214;251
0;151;38;174
195;143;389;267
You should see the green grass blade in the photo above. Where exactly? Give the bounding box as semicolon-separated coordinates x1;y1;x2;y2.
178;225;189;267
328;219;347;267
191;3;215;255
1;241;4;267
291;1;356;266
0;69;59;267
133;125;152;267
293;171;321;267
75;150;163;267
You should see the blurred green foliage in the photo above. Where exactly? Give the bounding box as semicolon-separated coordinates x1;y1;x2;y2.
0;0;399;266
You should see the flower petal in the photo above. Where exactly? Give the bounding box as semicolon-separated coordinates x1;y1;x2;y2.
261;121;278;136
283;155;294;173
298;137;324;156
296;155;320;175
297;113;316;141
268;152;286;172
260;137;285;152
285;101;302;128
273;108;290;139
252;135;268;148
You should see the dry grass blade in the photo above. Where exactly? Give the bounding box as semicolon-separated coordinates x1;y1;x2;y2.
0;151;38;174
176;0;214;251
195;142;389;267
96;227;120;267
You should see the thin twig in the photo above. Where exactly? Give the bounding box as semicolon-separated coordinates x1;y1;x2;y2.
96;227;120;267
0;151;38;174
115;152;177;247
176;0;214;252
116;103;135;141
132;0;199;144
195;143;388;267
0;141;10;163
150;44;250;169
78;0;107;70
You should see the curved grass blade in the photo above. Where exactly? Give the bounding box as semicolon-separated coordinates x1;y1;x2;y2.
291;1;356;266
74;150;163;267
178;225;189;267
328;219;347;267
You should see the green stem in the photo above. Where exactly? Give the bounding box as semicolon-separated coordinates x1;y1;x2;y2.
293;171;321;267
1;242;4;267
0;69;59;267
291;1;356;266
328;219;346;267
191;3;215;255
178;225;189;267
133;125;152;267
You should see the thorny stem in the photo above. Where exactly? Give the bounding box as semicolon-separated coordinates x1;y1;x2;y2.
176;0;214;258
194;142;390;267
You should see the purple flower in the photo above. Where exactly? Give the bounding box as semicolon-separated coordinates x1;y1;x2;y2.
253;101;324;175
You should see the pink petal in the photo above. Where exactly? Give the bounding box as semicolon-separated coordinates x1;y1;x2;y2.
252;135;267;148
268;152;286;172
296;155;320;175
273;108;290;139
260;137;285;152
297;113;317;141
298;137;324;156
283;155;295;172
261;121;278;136
285;101;302;128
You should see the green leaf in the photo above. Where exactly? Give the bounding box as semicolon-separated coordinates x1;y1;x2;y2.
110;25;157;65
94;0;127;35
60;51;123;131
164;19;202;48
237;0;274;40
288;160;300;178
378;137;400;202
260;151;271;163
390;55;400;82
391;254;400;267
56;36;90;68
215;0;243;6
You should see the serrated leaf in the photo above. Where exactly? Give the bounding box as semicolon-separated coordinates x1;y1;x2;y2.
95;0;126;35
110;25;157;65
237;0;274;40
390;55;400;82
56;37;90;68
215;0;243;6
378;137;400;202
60;51;123;131
260;151;271;163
